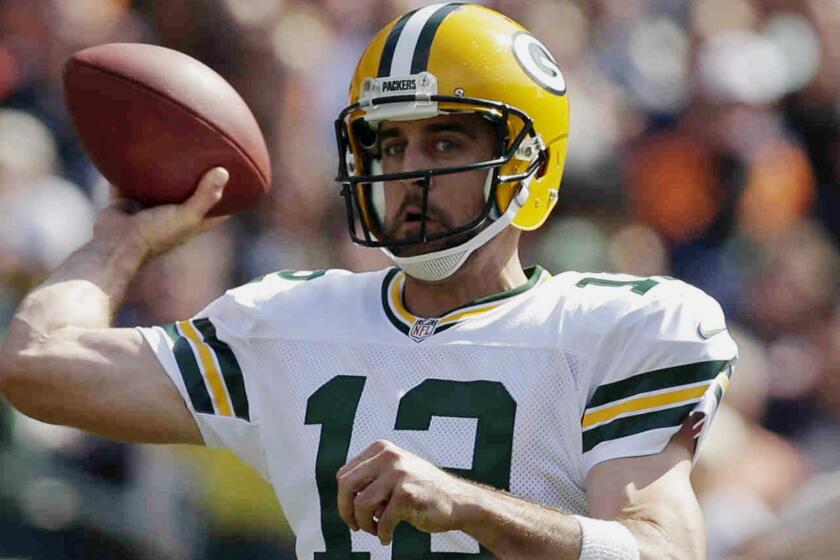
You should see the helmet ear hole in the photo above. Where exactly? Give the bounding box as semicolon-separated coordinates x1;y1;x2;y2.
352;120;379;153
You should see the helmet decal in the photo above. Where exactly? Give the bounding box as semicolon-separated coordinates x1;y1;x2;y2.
377;8;417;77
407;3;464;74
512;32;567;95
378;3;464;78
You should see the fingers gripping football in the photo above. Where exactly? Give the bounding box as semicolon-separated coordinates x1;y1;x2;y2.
93;167;230;258
182;167;230;222
336;439;470;546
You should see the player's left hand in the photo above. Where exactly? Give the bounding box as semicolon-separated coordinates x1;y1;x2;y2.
337;439;475;545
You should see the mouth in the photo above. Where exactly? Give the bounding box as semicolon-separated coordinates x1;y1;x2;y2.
385;200;454;242
394;210;444;239
403;210;423;225
398;205;434;229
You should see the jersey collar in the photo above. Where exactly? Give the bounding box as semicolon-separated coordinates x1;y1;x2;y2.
380;266;551;342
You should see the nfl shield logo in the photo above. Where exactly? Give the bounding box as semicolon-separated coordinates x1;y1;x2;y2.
409;318;439;342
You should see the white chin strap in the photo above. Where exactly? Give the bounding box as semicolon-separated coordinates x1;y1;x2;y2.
381;172;532;282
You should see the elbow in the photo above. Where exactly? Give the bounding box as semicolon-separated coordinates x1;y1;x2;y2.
0;342;23;400
0;338;52;420
0;347;33;411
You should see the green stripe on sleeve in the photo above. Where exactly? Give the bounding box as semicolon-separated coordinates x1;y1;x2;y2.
587;360;731;409
192;318;250;422
161;322;214;415
582;403;695;453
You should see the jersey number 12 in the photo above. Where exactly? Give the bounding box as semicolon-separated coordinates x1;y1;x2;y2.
305;376;515;558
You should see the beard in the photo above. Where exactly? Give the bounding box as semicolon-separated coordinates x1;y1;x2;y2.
388;227;478;257
382;197;486;258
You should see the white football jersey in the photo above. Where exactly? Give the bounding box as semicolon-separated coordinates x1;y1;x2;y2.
139;266;737;559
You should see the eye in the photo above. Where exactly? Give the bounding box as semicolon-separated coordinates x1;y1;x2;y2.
382;141;405;158
433;138;460;153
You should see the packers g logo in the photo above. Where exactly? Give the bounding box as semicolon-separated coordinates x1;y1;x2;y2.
512;32;566;95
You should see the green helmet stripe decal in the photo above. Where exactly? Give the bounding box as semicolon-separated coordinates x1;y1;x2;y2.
380;3;463;78
378;8;418;77
410;3;464;74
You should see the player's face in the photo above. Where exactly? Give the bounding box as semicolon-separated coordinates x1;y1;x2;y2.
378;113;496;256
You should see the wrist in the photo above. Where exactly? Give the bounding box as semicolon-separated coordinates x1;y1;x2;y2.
452;483;584;558
573;515;639;560
89;230;151;274
450;480;498;540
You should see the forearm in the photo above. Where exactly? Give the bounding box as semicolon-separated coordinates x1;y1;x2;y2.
457;485;581;559
6;167;226;341
0;235;203;442
0;233;149;395
457;483;698;560
0;170;222;442
0;232;150;419
11;234;148;337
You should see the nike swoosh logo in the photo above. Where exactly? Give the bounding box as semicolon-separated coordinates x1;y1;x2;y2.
697;324;727;340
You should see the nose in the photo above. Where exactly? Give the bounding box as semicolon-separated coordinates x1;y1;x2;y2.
400;140;433;174
395;140;435;195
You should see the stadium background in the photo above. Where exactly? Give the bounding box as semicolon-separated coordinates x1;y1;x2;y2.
1;0;839;558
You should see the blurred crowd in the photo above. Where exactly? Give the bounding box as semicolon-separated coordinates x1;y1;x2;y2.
0;0;839;558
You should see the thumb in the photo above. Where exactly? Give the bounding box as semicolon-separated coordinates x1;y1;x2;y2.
184;167;229;217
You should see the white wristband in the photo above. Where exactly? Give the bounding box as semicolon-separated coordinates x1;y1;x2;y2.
572;515;640;560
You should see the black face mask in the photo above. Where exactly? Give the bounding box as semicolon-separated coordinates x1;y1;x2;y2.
334;95;545;251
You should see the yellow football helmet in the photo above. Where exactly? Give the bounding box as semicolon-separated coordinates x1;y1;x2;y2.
335;3;570;281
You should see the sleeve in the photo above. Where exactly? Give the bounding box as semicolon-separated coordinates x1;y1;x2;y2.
579;281;738;474
135;271;330;480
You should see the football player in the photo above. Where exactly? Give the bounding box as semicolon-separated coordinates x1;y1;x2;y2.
0;4;736;559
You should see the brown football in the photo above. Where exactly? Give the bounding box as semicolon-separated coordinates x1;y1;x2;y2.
63;43;271;216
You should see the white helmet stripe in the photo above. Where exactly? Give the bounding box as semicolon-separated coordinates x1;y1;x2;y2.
389;3;455;77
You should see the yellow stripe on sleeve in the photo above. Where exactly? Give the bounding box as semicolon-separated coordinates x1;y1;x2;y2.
178;320;234;417
582;383;710;429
